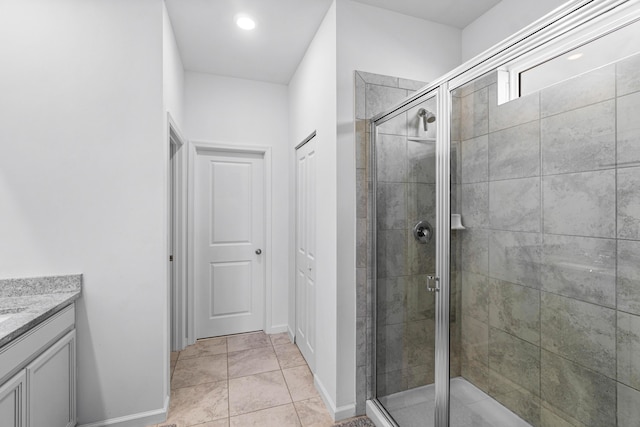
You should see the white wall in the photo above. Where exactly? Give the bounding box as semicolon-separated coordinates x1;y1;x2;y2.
184;71;290;333
462;0;568;61
288;0;339;415
334;0;462;412
0;0;167;425
163;1;185;130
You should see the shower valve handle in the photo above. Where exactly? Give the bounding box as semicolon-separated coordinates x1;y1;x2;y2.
426;275;440;293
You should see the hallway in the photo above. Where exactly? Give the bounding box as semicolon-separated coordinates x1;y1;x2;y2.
150;331;338;426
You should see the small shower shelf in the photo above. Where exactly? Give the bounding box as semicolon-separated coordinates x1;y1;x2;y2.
451;214;466;230
407;137;436;142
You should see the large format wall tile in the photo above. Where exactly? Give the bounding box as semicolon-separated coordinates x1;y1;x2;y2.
489;279;540;345
489;328;540;395
541;293;616;378
461;271;489;322
617;91;640;167
376;323;405;373
617;52;640;97
489;121;540;181
540;402;583;427
541;234;616;307
489;230;541;289
618;382;640;427
543;170;616;238
617;311;640;390
618;166;640;240
460;87;489;140
366;85;408;135
618;239;640;316
407;232;436;275
406;319;434;367
407;183;436;228
461;135;488;183
376;182;406;230
541;350;616;427
377;277;406;326
461;314;489;366
407;139;436;183
355;73;366;120
541;64;615;117
460;229;489;275
376;229;407;278
376;134;407;183
489;84;540;132
541;100;616;174
455;71;497;98
490;177;540;232
460;183;488;228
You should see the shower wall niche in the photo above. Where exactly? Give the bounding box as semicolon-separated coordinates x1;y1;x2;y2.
452;52;640;426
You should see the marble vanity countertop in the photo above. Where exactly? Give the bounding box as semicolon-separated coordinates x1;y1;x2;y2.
0;275;81;348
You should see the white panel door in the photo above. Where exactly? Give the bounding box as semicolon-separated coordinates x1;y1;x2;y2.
295;138;316;369
194;149;265;338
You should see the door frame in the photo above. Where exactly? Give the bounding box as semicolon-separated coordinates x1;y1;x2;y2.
168;113;188;353
187;140;273;344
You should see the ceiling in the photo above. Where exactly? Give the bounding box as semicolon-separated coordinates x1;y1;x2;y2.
165;0;501;84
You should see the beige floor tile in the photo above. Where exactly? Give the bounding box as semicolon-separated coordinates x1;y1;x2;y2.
274;343;307;369
172;354;227;389
179;337;227;359
283;365;320;402
229;370;292;416
166;381;228;426
270;332;292;346
193;419;229;427
230;404;301;427
171;351;179;363
227;331;272;352
228;346;280;378
294;398;335;427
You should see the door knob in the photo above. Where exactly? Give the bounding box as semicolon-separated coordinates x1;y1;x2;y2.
255;249;262;255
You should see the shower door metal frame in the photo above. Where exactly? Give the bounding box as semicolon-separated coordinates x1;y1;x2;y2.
369;86;451;427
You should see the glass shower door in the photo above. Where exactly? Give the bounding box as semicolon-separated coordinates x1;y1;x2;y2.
373;91;452;427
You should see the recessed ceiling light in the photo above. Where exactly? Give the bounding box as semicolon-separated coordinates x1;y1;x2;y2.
235;14;256;31
567;52;584;61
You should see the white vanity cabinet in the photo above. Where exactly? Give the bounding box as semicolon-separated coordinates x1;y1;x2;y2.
0;305;76;427
0;370;26;427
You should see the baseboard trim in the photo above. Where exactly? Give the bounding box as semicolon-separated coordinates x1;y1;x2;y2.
77;396;169;427
314;375;356;422
287;326;295;343
266;324;288;335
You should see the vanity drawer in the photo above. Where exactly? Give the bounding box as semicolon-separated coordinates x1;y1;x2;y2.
0;305;75;384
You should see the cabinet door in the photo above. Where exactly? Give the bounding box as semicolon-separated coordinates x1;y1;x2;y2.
26;330;75;427
0;370;26;427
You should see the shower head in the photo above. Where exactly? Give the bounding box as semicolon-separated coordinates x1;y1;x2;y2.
417;108;436;131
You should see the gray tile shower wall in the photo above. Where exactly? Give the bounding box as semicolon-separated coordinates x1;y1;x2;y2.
456;53;640;426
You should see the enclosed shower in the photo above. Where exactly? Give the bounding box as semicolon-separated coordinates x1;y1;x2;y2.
355;1;640;426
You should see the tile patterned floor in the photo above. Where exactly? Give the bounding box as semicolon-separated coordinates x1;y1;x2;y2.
148;331;344;427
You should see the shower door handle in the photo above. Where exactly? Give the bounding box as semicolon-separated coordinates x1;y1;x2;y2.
426;275;440;292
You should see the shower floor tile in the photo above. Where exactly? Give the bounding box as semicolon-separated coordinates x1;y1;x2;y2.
378;377;531;427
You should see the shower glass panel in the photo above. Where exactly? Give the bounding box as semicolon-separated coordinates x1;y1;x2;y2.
374;93;445;426
452;49;640;427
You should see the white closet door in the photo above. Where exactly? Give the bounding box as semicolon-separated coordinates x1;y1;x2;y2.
295;137;316;370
